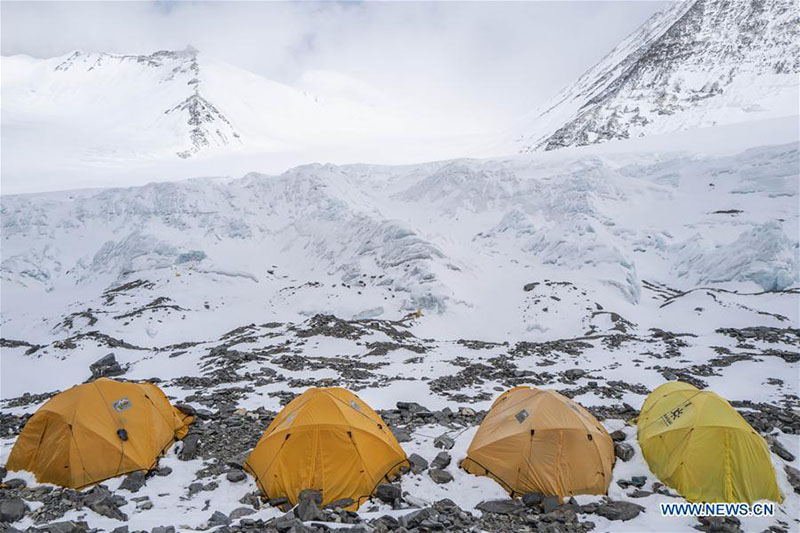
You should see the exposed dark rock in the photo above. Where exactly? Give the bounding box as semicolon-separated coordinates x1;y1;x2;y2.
119;471;146;493
476;499;524;516
0;497;28;523
594;500;644;521
433;434;455;450
376;484;401;504
615;442;635;461
208;510;231;526
610;429;627;442
408;453;429;474
431;451;451;469
226;470;247;483
89;353;125;379
428;468;454;484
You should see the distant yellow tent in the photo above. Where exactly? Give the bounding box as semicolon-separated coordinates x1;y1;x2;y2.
244;387;408;509
461;386;614;499
638;382;783;503
6;378;193;489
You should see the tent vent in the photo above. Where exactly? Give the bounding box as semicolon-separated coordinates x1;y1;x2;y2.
515;409;529;423
117;429;128;441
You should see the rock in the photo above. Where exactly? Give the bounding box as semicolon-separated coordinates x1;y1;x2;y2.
4;478;26;489
392;427;413;442
477;499;524;515
229;506;256;519
0;497;28;523
431;451;451;469
137;500;154;510
269;497;290;507
119;470;147;492
324;498;355;510
84;485;129;521
180;434;200;460
226;470;247;483
615;442;635;461
90;352;125;379
0;467;5;482
428;468;453;484
767;435;796;462
151;527;176;533
399;508;436;529
208;510;231;527
564;369;586;380
522;492;544;508
41;521;90;533
294;497;324;522
111;527;130;533
543;495;560;514
785;464;800;494
617;476;647;489
297;489;322;505
595;500;644;521
433;434;455;450
408;453;429;474
397;402;433;417
154;466;172;476
695;515;743;532
376;483;402;504
609;429;627;442
174;403;196;416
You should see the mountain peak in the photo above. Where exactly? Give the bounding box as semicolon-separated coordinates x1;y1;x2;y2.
511;0;799;153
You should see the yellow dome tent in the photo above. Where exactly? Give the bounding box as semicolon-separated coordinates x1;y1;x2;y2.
461;386;614;499
638;381;783;503
244;387;408;509
6;378;193;489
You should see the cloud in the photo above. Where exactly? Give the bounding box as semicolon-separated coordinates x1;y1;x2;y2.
0;1;668;130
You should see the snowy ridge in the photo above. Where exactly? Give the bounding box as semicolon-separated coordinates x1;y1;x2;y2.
510;0;800;152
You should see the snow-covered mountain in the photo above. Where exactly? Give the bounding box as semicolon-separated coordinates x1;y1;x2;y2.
510;0;800;152
1;46;419;160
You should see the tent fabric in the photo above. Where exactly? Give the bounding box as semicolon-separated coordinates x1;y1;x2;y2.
638;381;783;503
461;386;614;499
244;387;408;509
6;378;193;489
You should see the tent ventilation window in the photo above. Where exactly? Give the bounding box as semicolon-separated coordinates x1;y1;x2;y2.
515;409;529;423
587;434;593;441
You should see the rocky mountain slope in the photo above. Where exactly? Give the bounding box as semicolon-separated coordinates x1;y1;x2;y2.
511;0;800;152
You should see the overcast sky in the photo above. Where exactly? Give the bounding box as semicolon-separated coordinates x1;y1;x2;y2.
1;1;669;127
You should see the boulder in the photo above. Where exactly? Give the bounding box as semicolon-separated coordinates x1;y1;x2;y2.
522;492;544;508
428;468;453;484
594;500;644;521
226;470;247;483
433;434;455;450
229;507;256;520
476;499;523;516
431;451;451;469
408;453;429;474
376;483;402;504
179;434;200;460
609;429;627;442
0;498;28;523
90;353;125;379
785;464;800;494
324;498;355;510
615;442;635;461
208;510;231;527
119;471;146;493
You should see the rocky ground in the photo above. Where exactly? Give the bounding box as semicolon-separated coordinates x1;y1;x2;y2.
1;291;799;533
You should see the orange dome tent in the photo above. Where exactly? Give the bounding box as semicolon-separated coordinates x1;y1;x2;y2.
461;386;614;499
6;378;193;489
244;387;408;509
